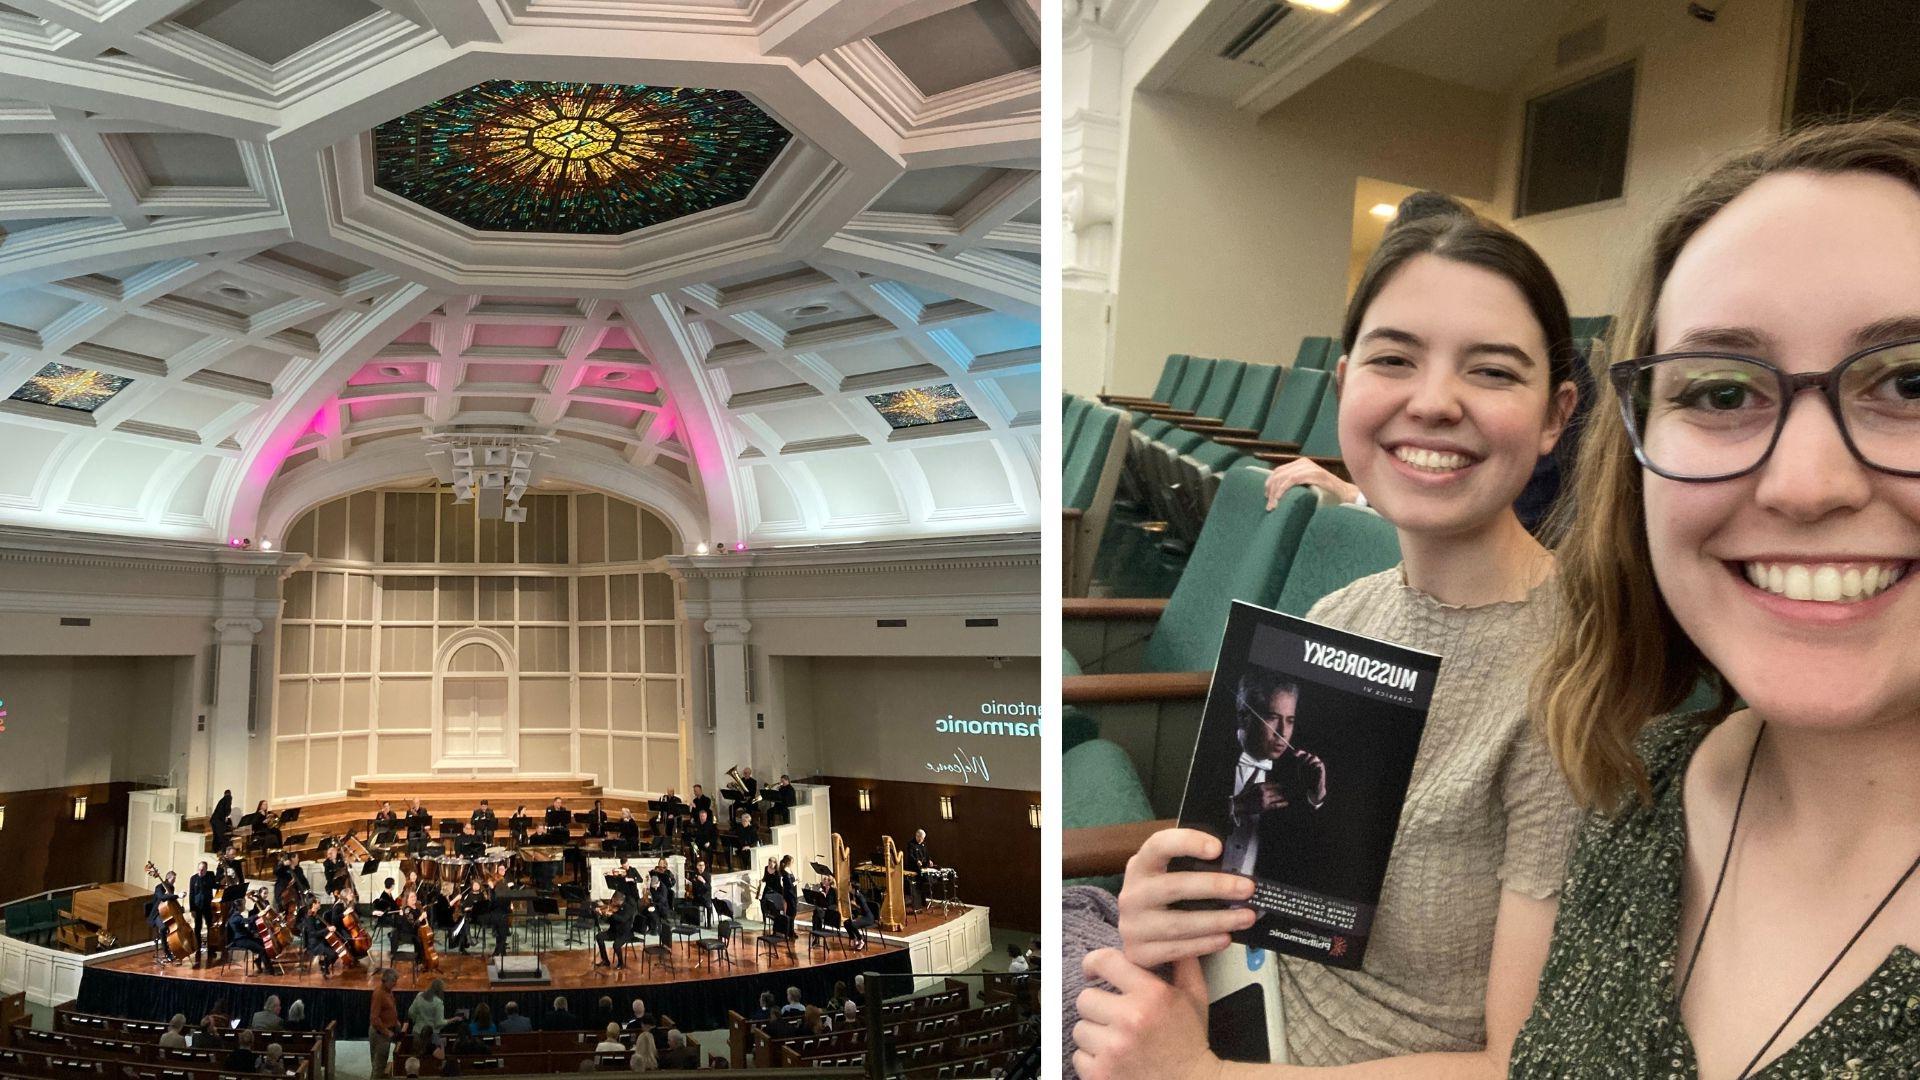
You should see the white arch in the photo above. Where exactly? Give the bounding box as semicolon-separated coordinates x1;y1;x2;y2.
255;438;704;554
432;627;518;771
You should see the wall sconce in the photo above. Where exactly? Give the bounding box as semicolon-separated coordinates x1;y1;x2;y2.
938;795;954;821
857;789;871;812
0;804;7;831
72;795;88;821
1028;803;1041;829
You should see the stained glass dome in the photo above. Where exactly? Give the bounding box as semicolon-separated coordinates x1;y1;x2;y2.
373;80;794;235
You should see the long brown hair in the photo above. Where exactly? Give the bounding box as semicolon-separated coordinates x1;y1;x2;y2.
1535;115;1920;812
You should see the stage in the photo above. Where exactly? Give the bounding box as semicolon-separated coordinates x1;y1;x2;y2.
74;907;977;1038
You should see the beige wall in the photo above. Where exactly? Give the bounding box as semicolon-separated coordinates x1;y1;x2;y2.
1102;60;1503;395
0;655;184;793
782;655;1042;791
1491;0;1794;316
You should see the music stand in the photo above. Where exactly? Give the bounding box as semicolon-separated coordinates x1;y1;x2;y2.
807;861;833;877
282;832;309;851
360;858;380;878
278;807;302;826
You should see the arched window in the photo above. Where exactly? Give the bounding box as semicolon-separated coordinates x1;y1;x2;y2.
433;630;518;769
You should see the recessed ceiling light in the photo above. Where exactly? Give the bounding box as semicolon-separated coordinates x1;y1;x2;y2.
788;303;832;319
1287;0;1349;10
380;365;405;378
1369;203;1398;220
216;283;258;302
601;371;629;383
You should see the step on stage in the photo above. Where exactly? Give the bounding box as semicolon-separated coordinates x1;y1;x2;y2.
76;909;971;1039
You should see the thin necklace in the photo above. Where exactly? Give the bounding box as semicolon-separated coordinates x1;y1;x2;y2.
1677;721;1920;1079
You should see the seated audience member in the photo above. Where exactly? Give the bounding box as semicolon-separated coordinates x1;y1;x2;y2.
469;1003;497;1037
159;1014;190;1049
261;1044;289;1076
223;1030;261;1073
594;1024;627;1053
403;1057;422;1079
826;980;850;1016
284;1000;310;1033
841;999;859;1026
779;986;806;1017
542;996;583;1031
660;1029;699;1069
496;1001;532;1035
750;991;776;1022
251;996;284;1031
1007;942;1030;972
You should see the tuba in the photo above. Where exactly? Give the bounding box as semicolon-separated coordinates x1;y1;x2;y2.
724;765;745;792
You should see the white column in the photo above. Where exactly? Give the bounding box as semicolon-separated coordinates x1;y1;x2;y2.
209;617;262;814
702;618;754;792
1064;0;1146;395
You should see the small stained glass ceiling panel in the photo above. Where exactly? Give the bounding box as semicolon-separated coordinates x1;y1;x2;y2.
10;362;131;412
867;384;977;429
372;80;794;235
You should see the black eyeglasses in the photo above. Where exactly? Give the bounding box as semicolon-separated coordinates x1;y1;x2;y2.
1608;337;1920;481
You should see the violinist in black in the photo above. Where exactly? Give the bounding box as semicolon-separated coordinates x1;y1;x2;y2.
226;901;269;973
370;879;408;957
612;808;641;851
687;858;712;926
595;892;636;969
321;843;351;894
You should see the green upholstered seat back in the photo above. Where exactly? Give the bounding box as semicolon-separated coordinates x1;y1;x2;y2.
1254;366;1328;444
1158;428;1206;457
1188;440;1242;473
1063;739;1154;830
1142;473;1318;672
1274;504;1402;616
1293;336;1338;370
1064;405;1122;511
1135;417;1173;440
1063;395;1091;448
1298;381;1342;457
1167;357;1215;411
1151;354;1190;403
1222;364;1282;430
1192;359;1246;420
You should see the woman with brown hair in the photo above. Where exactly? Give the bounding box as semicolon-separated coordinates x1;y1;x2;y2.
1073;196;1585;1077
1511;116;1920;1076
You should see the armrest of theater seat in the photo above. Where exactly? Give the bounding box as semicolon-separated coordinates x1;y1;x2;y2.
1063;507;1083;523
1062;597;1167;620
1181;423;1259;439
1063;819;1175;879
1063;671;1211;703
1214;436;1302;453
1254;452;1350;480
1099;394;1168;408
1134;406;1198;420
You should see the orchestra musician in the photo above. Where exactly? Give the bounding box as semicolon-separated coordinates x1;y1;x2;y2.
242;799;282;849
321;842;351;894
508;804;534;846
449;879;478;954
613;857;641;899
845;883;876;949
148;869;182;964
583;799;609;838
544;797;572;841
188;861;217;964
905;828;933;907
648;857;675;899
371;878;408;958
646;864;675;946
686;858;712;927
225;895;270;973
731;811;759;870
479;872;510;957
372;801;399;846
210;789;234;853
324;889;364;961
470;800;497;842
404;799;433;856
274;852;310;907
299;898;337;977
454;821;486;858
659;789;684;840
811;872;841;938
613;807;641;851
595;891;637;969
778;855;799;931
757;857;792;939
689;808;718;868
768;774;797;827
689;785;712;822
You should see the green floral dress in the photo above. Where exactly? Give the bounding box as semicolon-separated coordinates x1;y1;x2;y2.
1509;714;1920;1078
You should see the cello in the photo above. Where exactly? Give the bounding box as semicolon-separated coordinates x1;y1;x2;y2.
407;895;440;972
337;890;372;955
142;862;197;959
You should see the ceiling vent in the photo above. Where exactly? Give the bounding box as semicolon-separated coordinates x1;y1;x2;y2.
1218;0;1292;63
1555;18;1607;69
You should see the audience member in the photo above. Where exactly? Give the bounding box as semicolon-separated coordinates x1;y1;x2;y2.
541;995;583;1031
660;1029;698;1069
627;1032;659;1072
403;1056;421;1078
407;979;447;1054
261;1043;288;1076
369;969;401;1079
593;1024;626;1054
159;1014;189;1049
779;986;805;1017
496;1001;532;1035
469;1003;497;1037
1006;942;1029;973
223;1030;260;1073
285;1000;309;1033
750;992;775;1022
250;996;284;1031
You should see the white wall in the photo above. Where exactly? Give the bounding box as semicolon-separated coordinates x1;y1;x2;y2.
1104;60;1503;394
0;656;186;793
1489;0;1794;315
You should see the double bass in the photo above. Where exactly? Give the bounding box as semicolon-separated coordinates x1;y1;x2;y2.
142;862;197;958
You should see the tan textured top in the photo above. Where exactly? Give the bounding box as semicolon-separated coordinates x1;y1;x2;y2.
1278;567;1583;1066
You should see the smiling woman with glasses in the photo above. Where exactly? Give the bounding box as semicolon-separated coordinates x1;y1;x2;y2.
1514;117;1920;1078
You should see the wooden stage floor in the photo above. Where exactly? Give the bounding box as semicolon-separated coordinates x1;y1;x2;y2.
92;909;959;996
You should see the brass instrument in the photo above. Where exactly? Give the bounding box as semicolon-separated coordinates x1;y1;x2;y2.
724;765;745;793
264;809;283;830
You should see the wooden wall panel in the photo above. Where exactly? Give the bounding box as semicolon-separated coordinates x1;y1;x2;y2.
0;783;137;901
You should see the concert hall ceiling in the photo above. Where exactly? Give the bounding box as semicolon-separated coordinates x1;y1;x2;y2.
0;0;1041;548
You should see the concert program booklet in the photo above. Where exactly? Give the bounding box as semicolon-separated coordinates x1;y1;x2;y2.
1174;600;1441;970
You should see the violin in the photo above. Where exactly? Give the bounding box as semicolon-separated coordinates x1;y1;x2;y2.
143;862;197;959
